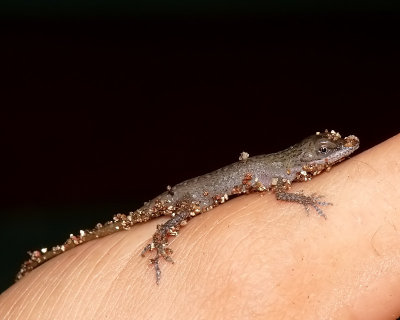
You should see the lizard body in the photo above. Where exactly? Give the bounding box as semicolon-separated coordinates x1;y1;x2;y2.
16;130;359;284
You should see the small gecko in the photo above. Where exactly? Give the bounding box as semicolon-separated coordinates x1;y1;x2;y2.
16;130;359;284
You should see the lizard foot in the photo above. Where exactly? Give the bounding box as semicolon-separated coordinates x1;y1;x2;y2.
141;241;174;285
276;191;332;218
141;212;189;284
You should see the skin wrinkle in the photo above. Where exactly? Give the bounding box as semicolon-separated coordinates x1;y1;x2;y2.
8;280;34;319
38;235;123;319
173;200;240;273
356;159;399;212
103;258;149;319
183;227;224;302
351;154;400;260
63;250;95;318
23;275;57;319
176;237;205;289
17;260;65;318
190;200;271;318
198;203;255;265
43;262;81;318
24;275;54;319
96;259;134;318
3;265;42;319
91;233;134;278
40;241;96;317
55;242;101;319
78;237;128;319
17;262;61;319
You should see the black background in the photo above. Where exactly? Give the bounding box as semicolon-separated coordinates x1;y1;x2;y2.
1;2;399;297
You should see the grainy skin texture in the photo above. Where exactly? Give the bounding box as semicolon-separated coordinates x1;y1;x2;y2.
16;130;359;284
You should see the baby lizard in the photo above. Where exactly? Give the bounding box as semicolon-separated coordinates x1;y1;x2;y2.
16;130;360;284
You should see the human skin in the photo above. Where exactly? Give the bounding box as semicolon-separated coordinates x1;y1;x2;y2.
1;133;400;320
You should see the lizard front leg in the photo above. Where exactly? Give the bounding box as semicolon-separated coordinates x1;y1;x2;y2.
141;210;191;284
274;178;332;218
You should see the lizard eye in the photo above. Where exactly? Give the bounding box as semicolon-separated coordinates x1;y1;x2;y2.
319;145;328;154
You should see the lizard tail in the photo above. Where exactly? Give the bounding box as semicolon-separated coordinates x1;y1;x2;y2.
15;212;139;281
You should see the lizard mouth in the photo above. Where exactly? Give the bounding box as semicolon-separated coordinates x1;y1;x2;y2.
332;134;360;163
326;134;360;166
343;135;360;149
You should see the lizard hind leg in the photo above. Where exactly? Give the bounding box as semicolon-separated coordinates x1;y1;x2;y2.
141;211;190;284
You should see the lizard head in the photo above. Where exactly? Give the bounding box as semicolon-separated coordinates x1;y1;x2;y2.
296;130;360;179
